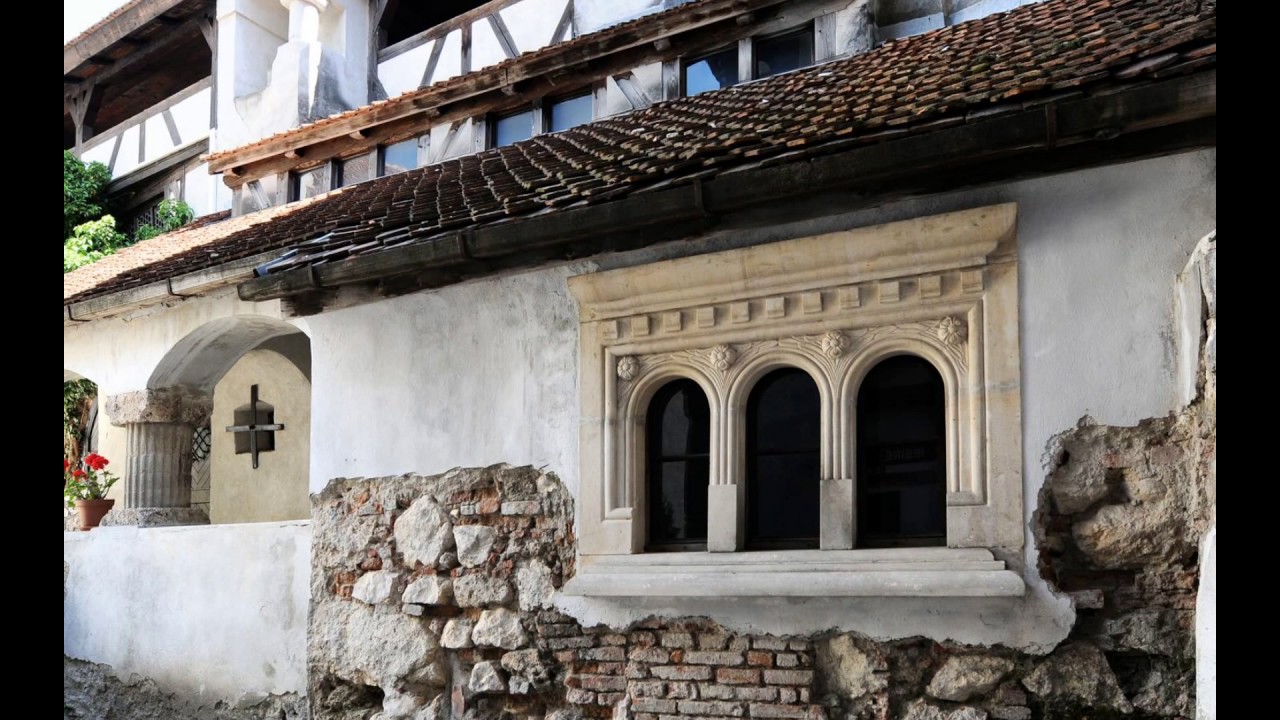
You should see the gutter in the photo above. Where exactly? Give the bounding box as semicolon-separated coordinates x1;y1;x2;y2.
63;249;284;327
237;70;1217;305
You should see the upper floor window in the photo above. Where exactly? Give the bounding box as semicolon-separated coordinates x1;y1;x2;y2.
492;107;536;148
548;93;593;133
754;26;815;79
293;165;332;201
380;136;422;176
856;355;947;548
646;379;711;551
337;153;373;188
683;47;738;96
746;368;821;549
679;23;817;98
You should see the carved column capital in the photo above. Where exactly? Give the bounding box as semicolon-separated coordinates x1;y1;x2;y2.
105;387;213;427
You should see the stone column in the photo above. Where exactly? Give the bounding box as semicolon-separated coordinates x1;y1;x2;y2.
103;387;213;527
282;0;327;43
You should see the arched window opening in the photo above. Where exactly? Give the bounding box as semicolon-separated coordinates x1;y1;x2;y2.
857;355;947;548
746;368;821;549
646;379;711;550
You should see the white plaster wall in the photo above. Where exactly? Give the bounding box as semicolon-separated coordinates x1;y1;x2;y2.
575;0;668;35
304;148;1215;650
63;288;303;399
211;349;311;524
63;521;310;703
1197;524;1216;720
214;0;289;151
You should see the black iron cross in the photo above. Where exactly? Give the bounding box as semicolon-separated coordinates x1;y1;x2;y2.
224;384;284;469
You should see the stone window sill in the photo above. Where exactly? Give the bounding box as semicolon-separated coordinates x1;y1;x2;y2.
561;548;1025;598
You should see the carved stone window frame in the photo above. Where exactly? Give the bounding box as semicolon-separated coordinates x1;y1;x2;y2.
567;204;1024;594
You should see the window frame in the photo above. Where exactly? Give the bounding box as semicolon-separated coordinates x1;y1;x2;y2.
290;162;336;202
679;44;740;97
378;134;427;177
488;105;538;149
544;90;595;134
565;204;1025;597
750;23;817;81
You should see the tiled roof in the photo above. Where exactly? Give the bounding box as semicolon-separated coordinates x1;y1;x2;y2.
63;202;318;301
204;0;773;169
64;0;1217;306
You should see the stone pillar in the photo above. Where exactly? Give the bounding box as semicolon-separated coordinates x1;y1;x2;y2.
103;387;213;527
283;0;327;43
820;478;855;549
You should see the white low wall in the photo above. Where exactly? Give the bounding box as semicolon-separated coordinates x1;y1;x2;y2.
63;521;310;704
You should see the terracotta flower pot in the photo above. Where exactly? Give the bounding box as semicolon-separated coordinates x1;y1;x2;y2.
75;498;115;531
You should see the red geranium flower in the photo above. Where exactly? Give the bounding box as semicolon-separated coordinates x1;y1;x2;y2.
73;469;86;478
65;458;70;471
84;453;109;471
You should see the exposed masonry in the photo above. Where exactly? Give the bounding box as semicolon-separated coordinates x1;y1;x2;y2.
310;359;1215;720
63;656;308;720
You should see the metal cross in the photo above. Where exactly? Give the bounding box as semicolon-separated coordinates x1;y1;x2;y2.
224;384;284;469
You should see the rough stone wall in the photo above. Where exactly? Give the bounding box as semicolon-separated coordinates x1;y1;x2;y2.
307;234;1217;720
63;656;308;720
309;388;1214;720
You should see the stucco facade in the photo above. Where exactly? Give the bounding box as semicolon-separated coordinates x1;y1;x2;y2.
211;348;312;524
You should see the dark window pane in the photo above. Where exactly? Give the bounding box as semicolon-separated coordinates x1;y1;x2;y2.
233;402;275;455
339;153;373;187
381;138;419;176
295;165;330;200
747;368;821;547
549;94;592;133
684;47;738;96
493;109;534;147
754;27;814;79
647;379;711;549
856;355;947;548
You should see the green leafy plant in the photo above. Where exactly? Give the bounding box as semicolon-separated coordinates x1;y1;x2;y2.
64;150;112;239
64;453;119;509
156;198;195;230
132;199;194;243
64;379;97;463
64;215;127;272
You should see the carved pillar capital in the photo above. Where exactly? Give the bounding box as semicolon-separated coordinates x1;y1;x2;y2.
105;387;212;427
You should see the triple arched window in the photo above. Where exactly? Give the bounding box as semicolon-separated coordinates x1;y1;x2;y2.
569;204;1024;567
644;355;947;552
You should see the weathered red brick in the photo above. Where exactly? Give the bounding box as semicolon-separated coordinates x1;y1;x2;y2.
650;665;712;681
716;668;761;685
763;669;814;685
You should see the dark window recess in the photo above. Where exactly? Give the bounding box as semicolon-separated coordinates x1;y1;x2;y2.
746;368;821;548
380;137;420;176
548;93;593;133
294;165;331;200
683;47;738;96
123;195;164;238
338;153;373;187
646;379;711;550
856;355;947;548
492;108;535;147
233;401;276;456
380;0;488;47
754;26;815;79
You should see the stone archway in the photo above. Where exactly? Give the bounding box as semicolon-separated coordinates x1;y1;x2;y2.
104;315;310;526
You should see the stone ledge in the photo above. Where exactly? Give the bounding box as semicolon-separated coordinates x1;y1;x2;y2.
100;507;211;528
562;548;1026;598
